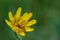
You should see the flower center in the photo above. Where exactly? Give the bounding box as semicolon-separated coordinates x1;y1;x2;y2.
16;23;25;31
17;24;22;29
14;19;25;31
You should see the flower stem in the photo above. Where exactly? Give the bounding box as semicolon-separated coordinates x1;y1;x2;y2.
15;32;22;40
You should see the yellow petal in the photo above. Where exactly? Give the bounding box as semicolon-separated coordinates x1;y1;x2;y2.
15;7;21;19
18;20;22;24
15;27;20;34
5;19;12;28
12;26;18;32
26;12;32;21
20;32;25;36
21;12;28;20
21;12;32;21
15;28;19;33
26;20;37;26
8;11;14;21
25;27;34;32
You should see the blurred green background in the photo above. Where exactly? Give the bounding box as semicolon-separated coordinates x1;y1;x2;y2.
0;0;60;40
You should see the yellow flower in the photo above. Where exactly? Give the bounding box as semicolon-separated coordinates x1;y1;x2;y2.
5;7;37;36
